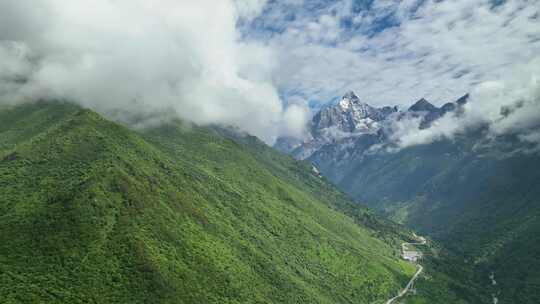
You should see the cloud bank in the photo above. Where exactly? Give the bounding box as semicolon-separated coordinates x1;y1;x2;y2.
242;0;540;150
1;0;539;150
386;58;540;152
245;0;540;107
0;0;306;143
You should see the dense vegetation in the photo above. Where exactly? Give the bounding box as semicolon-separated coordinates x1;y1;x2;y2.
310;128;540;303
403;241;489;304
0;102;418;304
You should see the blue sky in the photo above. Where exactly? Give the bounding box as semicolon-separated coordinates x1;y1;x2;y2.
1;0;539;144
237;0;540;109
242;0;409;38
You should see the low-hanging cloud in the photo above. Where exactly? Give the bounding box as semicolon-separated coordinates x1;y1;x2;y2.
0;0;307;143
248;0;540;108
387;59;540;152
240;0;540;152
1;0;538;150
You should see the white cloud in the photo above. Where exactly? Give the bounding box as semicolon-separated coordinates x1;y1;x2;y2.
234;0;269;21
258;0;539;107
0;0;302;143
238;0;540;150
280;100;311;138
1;0;539;148
388;58;540;151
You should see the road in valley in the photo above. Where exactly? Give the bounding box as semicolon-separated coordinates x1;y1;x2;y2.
385;235;427;304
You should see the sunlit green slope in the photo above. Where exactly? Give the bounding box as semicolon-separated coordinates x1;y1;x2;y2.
312;130;540;304
0;102;415;304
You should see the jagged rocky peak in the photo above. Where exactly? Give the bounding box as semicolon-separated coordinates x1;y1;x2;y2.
444;94;469;112
456;93;470;105
338;91;362;109
343;90;361;102
312;91;385;134
440;102;456;113
408;98;438;112
274;91;469;161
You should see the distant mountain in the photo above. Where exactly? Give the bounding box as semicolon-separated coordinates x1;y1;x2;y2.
332;132;540;304
275;91;540;304
408;98;437;112
276;91;467;161
407;95;469;128
311;91;394;135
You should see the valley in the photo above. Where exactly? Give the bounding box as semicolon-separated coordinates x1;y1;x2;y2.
0;102;417;304
386;235;426;304
276;91;540;303
0;100;512;304
1;1;538;303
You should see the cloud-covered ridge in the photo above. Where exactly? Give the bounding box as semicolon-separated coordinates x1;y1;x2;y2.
1;0;539;150
388;59;540;153
0;0;307;143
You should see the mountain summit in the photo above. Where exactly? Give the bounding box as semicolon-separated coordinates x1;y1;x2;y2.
341;90;361;103
275;91;540;304
408;98;437;112
312;91;395;136
276;92;465;159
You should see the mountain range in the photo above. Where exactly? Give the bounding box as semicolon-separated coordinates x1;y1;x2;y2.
276;91;540;303
0;101;433;304
0;98;534;303
276;91;468;160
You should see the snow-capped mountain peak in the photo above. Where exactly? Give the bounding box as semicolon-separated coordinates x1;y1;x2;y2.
275;92;468;160
337;91;364;110
312;91;386;135
408;98;437;112
343;90;361;102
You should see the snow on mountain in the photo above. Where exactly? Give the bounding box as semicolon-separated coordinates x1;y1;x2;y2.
312;91;394;135
275;91;468;160
279;91;395;159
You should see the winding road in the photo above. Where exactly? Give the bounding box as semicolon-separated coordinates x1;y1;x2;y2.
385;235;427;304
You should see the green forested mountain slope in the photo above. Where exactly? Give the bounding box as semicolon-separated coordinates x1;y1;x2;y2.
0;102;418;304
309;130;540;303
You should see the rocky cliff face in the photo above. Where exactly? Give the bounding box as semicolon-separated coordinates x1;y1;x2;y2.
311;91;394;135
275;91;540;304
276;91;467;161
407;95;469;129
